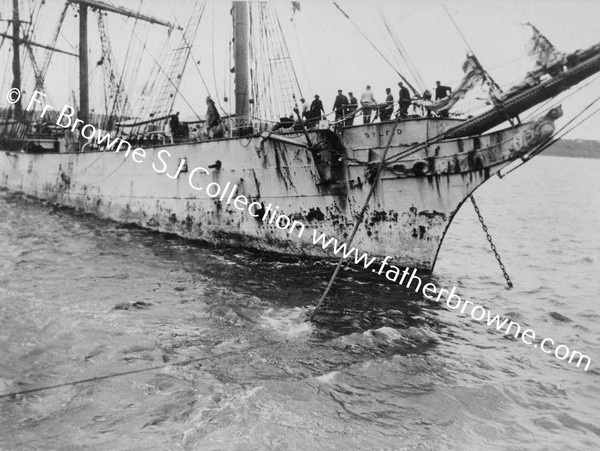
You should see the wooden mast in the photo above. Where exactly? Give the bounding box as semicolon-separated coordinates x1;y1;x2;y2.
232;1;250;132
67;0;177;125
11;0;22;120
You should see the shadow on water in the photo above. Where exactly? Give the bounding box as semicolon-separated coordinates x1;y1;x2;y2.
0;192;462;450
3;158;600;449
3;192;443;354
120;222;441;341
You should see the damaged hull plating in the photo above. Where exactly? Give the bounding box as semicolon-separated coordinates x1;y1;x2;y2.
0;111;559;270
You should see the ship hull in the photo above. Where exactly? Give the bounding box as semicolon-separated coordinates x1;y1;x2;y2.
0;113;558;270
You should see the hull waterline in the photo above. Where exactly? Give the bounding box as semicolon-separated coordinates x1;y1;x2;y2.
0;111;559;270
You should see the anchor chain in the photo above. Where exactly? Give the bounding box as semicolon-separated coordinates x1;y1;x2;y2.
469;195;513;288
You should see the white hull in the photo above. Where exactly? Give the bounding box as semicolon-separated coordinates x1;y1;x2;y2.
0;113;558;270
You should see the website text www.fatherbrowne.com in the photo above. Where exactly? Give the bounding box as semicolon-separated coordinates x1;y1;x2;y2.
313;235;591;372
19;90;591;372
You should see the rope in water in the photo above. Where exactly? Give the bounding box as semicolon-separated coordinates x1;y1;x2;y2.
309;112;403;321
0;337;287;400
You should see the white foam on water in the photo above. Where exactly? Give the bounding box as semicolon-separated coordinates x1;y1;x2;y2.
258;307;312;338
364;326;404;340
315;371;340;383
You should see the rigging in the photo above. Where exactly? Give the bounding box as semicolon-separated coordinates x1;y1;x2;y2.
248;2;302;123
332;1;421;98
378;10;426;93
96;11;132;129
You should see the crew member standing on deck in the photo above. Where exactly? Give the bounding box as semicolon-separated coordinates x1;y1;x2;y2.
435;81;452;117
205;98;221;138
435;80;452;100
299;97;309;121
360;85;377;124
308;94;325;125
169;112;180;136
346;91;358;126
380;88;394;121
398;82;411;119
332;89;348;122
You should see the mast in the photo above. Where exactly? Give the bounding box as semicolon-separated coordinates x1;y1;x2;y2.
66;0;177;125
79;4;89;123
11;0;22;119
232;1;250;125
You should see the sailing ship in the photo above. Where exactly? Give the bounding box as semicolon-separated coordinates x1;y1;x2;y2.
1;1;600;271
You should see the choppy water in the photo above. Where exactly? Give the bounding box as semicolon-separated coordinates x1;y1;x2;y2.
1;156;599;450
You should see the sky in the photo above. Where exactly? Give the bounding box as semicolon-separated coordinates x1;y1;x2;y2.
2;0;600;139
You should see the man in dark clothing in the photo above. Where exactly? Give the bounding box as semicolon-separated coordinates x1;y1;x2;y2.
435;81;452;100
206;99;220;127
398;82;411;119
435;81;452;117
205;98;221;138
309;94;325;125
380;88;394;121
170;112;180;136
332;89;349;122
345;92;358;126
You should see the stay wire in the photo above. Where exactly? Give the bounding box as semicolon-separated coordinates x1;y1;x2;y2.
331;2;421;99
274;3;304;108
166;2;219;114
340;75;600;181
119;20;203;122
501;93;600;178
292;20;313;93
378;9;426;91
383;72;600;167
109;3;142;122
0;338;288;400
210;2;223;112
532;95;600;154
310;113;403;321
522;72;600;122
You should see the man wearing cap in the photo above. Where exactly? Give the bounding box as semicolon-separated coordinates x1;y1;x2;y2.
380;88;394;121
398;82;411;119
309;94;325;125
345;91;358;126
332;89;349;122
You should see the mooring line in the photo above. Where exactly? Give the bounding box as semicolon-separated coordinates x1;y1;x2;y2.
309;113;403;321
0;338;287;400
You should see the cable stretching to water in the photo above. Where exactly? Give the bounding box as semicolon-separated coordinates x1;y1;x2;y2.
309;113;403;321
0;338;287;400
331;2;420;98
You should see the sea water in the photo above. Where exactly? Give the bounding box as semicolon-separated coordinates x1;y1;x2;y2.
0;155;599;449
